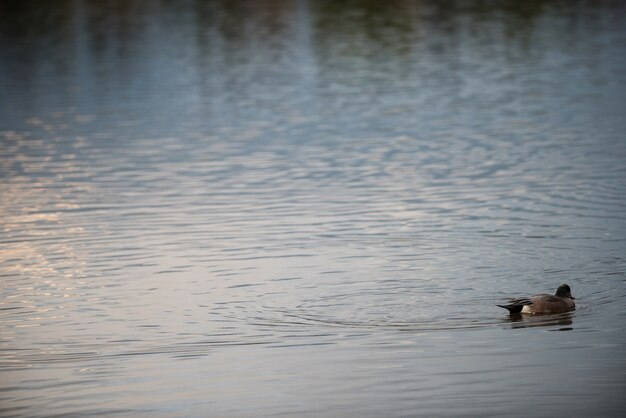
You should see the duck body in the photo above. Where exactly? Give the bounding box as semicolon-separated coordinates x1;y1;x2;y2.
498;284;576;314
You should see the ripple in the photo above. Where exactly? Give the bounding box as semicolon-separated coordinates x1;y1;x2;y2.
246;290;573;332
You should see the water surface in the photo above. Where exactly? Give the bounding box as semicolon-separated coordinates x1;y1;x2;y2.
1;1;626;417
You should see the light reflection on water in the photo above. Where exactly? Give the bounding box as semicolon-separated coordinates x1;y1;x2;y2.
1;0;626;417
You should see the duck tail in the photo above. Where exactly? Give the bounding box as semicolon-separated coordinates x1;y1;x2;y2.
497;304;524;314
497;298;532;314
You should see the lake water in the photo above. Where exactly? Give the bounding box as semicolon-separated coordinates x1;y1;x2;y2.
1;1;626;416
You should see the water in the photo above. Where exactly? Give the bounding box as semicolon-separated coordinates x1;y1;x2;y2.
1;1;626;416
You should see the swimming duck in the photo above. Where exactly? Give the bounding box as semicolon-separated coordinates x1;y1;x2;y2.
497;284;576;314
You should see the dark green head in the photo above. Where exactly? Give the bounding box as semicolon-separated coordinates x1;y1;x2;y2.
555;284;575;299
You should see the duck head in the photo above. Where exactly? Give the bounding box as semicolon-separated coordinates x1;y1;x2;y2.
555;284;575;299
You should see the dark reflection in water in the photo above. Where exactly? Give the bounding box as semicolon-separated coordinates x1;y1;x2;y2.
506;312;574;330
1;1;626;417
2;0;625;135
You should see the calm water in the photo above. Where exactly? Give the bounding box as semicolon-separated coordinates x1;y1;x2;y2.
1;1;626;416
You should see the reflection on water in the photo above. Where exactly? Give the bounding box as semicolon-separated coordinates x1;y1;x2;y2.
506;312;574;331
1;0;626;417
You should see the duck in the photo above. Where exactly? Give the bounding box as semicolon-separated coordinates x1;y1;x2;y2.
497;284;576;314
